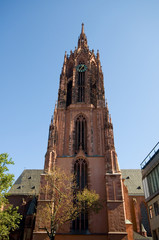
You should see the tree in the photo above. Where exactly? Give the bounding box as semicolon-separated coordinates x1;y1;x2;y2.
0;153;22;240
39;168;102;240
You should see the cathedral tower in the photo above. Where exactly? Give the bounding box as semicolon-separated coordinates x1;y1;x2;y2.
33;24;127;240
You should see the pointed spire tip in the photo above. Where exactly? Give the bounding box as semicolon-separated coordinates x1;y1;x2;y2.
81;23;84;34
78;23;87;49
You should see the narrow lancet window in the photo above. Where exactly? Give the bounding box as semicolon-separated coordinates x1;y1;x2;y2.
72;159;88;232
75;115;87;153
74;159;87;190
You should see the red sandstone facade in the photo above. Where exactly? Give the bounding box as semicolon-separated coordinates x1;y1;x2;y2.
33;24;128;240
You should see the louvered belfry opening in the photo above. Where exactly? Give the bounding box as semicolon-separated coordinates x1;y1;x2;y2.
66;80;72;107
75;115;87;154
78;71;85;102
72;159;88;232
90;62;97;107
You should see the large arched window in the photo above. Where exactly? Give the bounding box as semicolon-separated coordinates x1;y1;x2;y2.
75;115;87;153
72;159;88;232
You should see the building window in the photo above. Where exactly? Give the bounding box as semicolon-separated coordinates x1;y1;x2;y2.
154;201;159;216
72;159;88;232
149;205;154;219
147;164;159;196
78;71;85;102
140;202;151;236
142;177;150;199
75;115;87;153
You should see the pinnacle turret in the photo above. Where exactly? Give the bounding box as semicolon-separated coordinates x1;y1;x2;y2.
47;103;58;152
105;99;110;123
97;50;100;60
64;51;67;64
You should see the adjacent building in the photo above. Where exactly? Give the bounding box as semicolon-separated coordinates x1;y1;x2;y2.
8;170;42;240
122;169;151;238
141;142;159;240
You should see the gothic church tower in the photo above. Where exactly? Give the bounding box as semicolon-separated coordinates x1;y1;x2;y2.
33;24;127;240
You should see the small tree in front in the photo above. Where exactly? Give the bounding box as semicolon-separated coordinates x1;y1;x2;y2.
0;153;22;240
39;168;101;240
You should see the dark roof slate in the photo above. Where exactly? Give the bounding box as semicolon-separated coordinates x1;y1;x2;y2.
9;169;144;197
9;169;43;195
133;231;152;240
121;169;144;196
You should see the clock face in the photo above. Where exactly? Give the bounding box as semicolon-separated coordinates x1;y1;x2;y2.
76;64;87;72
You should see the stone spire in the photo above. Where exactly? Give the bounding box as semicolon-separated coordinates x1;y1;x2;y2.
78;23;88;49
81;22;84;34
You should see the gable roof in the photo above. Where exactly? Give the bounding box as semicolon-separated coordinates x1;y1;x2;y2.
8;169;144;196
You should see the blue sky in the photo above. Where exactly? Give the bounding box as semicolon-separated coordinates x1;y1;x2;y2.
0;0;159;181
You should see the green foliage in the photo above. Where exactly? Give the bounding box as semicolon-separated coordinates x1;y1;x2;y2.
0;206;22;240
0;153;14;207
0;153;22;240
77;188;102;213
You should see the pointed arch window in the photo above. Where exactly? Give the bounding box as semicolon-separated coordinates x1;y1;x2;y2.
75;115;87;153
72;159;88;232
